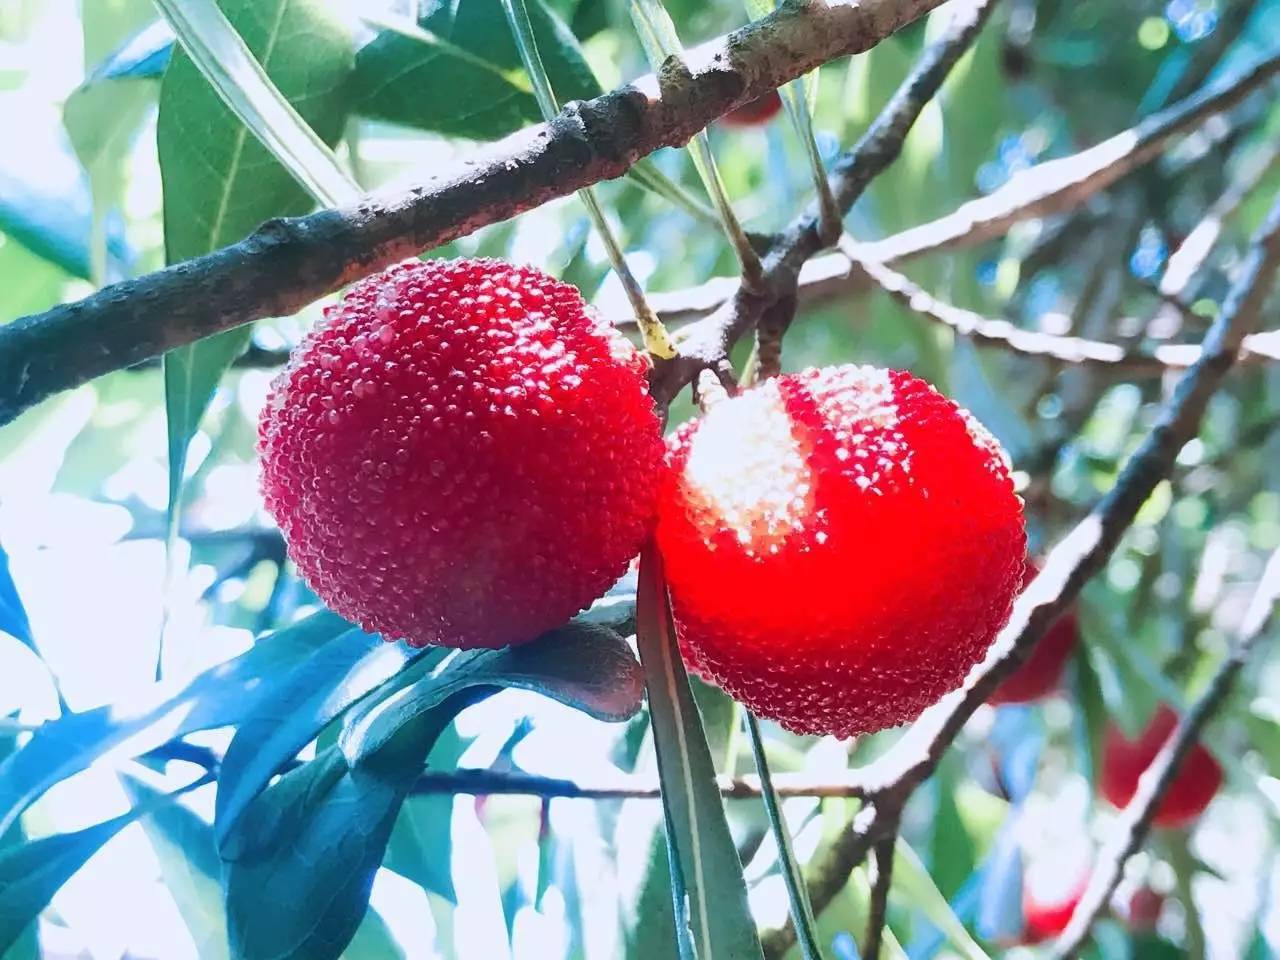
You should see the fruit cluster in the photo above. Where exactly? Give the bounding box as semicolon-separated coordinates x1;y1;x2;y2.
259;258;1226;834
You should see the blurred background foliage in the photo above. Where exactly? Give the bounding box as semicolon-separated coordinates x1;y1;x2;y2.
1;0;1280;958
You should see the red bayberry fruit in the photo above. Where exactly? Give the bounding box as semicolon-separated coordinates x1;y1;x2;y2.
988;560;1079;705
1022;871;1087;943
1099;705;1223;828
655;365;1026;738
258;258;663;649
721;91;783;126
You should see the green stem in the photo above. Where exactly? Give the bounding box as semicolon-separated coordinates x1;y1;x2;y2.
498;0;674;357
745;710;825;960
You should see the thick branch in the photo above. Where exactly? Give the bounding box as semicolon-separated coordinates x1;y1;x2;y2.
863;820;901;960
0;0;947;427
1050;546;1280;959
846;241;1280;371
762;194;1280;956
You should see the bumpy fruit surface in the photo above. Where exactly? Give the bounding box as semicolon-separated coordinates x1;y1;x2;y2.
259;258;663;649
1100;705;1222;828
988;560;1079;705
721;91;783;126
656;365;1026;737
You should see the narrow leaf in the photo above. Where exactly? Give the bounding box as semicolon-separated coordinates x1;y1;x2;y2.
634;546;764;960
214;628;443;850
891;839;991;960
158;0;355;555
0;610;351;839
0;542;32;649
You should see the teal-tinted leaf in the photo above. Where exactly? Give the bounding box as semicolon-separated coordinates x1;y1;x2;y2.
123;777;229;960
91;21;174;81
0;777;206;955
634;547;763;960
345;908;407;959
0;610;350;839
0;732;35;960
214;627;443;850
158;0;354;543
381;727;470;903
342;621;643;764
223;621;640;960
352;0;599;139
0;811;137;953
0;164;127;282
0;542;32;650
622;825;681;960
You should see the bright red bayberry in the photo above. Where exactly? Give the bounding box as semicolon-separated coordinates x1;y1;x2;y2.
258;258;663;649
1100;705;1222;828
721;91;783;127
988;560;1079;705
656;365;1026;738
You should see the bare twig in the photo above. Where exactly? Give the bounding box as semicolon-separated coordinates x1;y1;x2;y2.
0;0;947;427
649;0;999;406
761;194;1280;957
844;239;1280;371
635;54;1280;340
1051;545;1280;959
863;819;901;960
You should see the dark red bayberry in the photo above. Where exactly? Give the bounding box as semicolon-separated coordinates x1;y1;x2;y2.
258;258;663;649
656;365;1026;738
1100;705;1222;828
721;91;784;127
988;560;1080;705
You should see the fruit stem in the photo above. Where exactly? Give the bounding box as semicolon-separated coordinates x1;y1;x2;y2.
745;710;825;960
497;0;676;358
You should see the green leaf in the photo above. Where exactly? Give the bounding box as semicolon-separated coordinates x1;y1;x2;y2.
0;610;350;839
157;0;354;546
890;839;991;960
224;621;640;960
622;824;681;960
929;754;976;901
634;547;764;960
344;908;407;959
123;776;230;960
342;621;644;764
214;627;444;850
352;0;598;139
1071;639;1109;791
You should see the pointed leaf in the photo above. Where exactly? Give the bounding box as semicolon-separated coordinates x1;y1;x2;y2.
0;610;350;839
892;839;991;960
158;0;355;542
0;542;32;650
214;628;444;850
634;546;764;960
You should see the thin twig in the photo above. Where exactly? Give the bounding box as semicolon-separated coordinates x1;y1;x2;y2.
633;55;1280;345
844;239;1280;371
1050;545;1280;959
0;0;947;426
649;0;999;406
761;194;1280;958
863;821;901;960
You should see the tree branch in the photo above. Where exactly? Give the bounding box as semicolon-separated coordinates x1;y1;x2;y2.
631;54;1280;341
863;819;901;960
649;0;999;406
844;239;1280;371
1050;544;1280;959
0;0;947;427
761;192;1280;957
